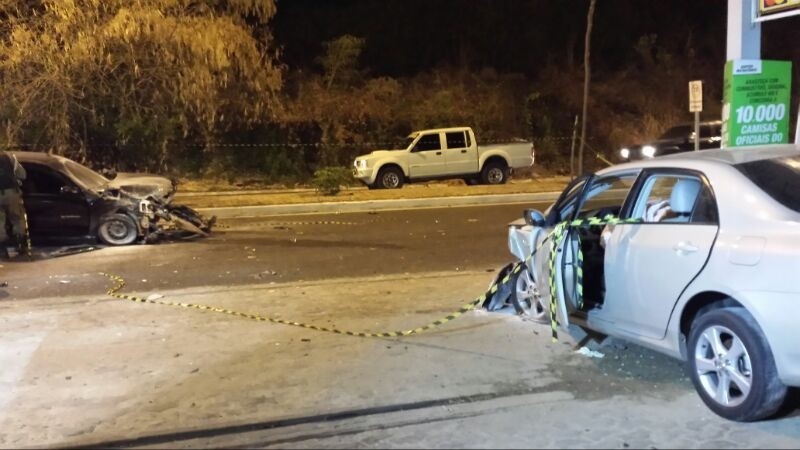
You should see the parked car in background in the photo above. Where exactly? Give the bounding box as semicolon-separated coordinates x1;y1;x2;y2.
13;152;214;246
619;120;722;161
504;144;800;421
352;127;534;189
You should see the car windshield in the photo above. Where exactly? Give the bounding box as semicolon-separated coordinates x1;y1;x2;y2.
735;155;800;214
404;136;417;149
64;159;109;190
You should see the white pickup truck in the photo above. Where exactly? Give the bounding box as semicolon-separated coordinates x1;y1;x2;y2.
352;127;534;189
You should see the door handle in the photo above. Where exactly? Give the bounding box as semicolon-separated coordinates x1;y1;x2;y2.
674;241;699;254
436;151;442;155
460;149;467;153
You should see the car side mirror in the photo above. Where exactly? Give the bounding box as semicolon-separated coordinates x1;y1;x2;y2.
524;209;546;227
60;185;80;195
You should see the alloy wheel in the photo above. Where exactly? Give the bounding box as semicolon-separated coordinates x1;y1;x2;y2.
694;325;753;408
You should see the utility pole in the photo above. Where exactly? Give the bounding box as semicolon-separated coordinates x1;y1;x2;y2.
578;0;597;175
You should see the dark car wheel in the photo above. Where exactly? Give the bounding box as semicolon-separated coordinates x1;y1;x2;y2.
377;166;404;189
688;307;787;422
97;214;139;246
481;161;508;185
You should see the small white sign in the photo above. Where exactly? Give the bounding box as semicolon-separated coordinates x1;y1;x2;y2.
733;60;763;75
689;80;703;112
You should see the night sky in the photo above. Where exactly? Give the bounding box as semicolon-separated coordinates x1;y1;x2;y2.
272;0;799;79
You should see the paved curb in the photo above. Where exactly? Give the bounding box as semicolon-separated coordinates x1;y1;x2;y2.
197;191;561;218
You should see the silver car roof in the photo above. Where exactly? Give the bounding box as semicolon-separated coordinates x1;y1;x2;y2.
598;144;800;175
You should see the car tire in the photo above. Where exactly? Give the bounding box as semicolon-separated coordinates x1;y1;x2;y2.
481;161;508;185
463;177;480;186
687;306;787;422
377;166;404;189
97;213;139;246
510;264;548;323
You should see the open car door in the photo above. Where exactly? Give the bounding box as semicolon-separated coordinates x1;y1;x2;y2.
550;171;641;333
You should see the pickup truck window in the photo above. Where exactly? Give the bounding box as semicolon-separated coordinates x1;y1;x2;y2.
413;134;442;152
445;132;466;149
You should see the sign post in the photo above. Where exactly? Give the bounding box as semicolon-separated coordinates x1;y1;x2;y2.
722;60;793;148
689;80;703;151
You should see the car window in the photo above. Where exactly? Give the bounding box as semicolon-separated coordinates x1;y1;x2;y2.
631;173;717;224
413;133;442;152
659;126;690;141
20;163;70;195
465;130;472;148
576;174;638;219
549;178;588;224
445;132;467;149
700;124;720;139
735;155;800;214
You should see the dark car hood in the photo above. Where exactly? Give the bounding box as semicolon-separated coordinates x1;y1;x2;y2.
106;173;176;202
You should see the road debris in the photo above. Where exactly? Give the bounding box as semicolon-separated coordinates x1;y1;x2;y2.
575;347;605;359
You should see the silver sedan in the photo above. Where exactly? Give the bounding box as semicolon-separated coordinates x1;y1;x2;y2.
506;144;800;421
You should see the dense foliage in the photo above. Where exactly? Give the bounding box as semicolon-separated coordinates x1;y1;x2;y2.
1;1;797;180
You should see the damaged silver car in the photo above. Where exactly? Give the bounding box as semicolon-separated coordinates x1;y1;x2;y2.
12;151;214;246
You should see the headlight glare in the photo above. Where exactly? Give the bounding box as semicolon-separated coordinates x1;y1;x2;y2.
642;145;656;158
620;148;630;159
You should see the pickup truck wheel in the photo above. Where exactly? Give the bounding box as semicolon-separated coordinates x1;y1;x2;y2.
377;167;404;189
481;161;508;185
97;213;139;246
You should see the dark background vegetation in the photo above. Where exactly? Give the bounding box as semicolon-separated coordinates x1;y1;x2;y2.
2;0;799;182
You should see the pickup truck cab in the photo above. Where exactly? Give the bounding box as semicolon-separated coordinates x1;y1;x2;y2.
352;127;534;189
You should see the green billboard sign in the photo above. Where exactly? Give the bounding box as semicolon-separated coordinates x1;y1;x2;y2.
722;60;793;148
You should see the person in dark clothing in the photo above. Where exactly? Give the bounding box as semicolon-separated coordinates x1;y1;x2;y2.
0;150;28;259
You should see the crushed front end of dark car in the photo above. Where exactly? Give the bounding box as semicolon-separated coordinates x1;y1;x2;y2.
12;151;215;246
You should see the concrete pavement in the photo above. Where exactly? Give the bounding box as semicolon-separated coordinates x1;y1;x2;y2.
2;271;799;448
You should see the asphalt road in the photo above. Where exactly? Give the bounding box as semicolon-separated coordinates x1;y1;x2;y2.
1;202;543;301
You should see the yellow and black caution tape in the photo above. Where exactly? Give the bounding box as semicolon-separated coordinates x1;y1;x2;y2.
100;213;643;343
100;264;524;339
545;214;643;342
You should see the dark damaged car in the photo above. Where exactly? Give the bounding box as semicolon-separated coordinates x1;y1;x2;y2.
13;151;214;246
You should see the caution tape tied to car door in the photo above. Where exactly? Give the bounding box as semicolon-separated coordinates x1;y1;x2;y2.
99;214;640;342
545;214;642;342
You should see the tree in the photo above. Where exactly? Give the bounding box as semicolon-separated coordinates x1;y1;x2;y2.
0;0;283;170
317;34;366;90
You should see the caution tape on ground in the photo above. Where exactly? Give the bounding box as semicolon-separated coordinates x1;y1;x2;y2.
99;213;641;343
100;264;525;339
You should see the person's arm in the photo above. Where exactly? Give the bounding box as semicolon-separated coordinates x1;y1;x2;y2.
12;155;25;181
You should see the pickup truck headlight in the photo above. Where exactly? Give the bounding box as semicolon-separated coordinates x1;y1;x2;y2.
355;159;367;169
641;145;656;158
620;148;630;159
